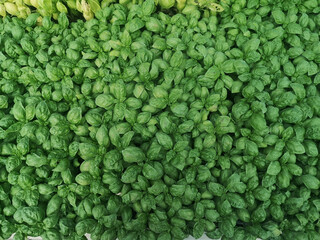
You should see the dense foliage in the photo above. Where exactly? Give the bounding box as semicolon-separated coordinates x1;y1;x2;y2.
1;0;320;239
0;0;224;20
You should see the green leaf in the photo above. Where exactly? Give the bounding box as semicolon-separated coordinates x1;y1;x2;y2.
122;146;146;163
301;174;320;189
126;18;145;33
